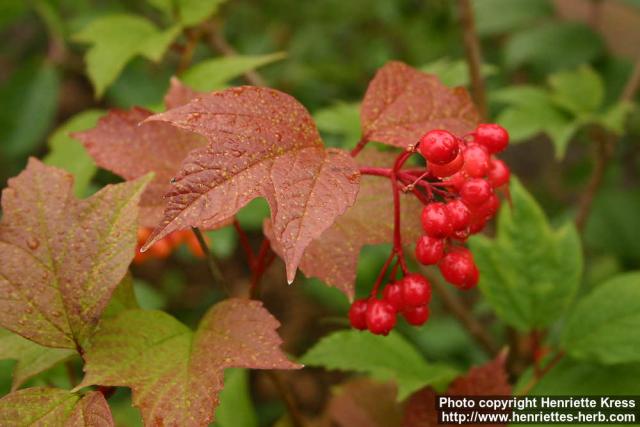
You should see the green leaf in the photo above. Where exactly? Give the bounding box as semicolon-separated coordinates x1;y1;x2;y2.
0;329;74;391
0;61;59;159
469;178;582;331
420;58;497;87
596;101;634;134
102;273;139;319
0;387;114;425
549;65;605;116
214;369;258;427
505;22;604;72
182;52;286;92
147;0;227;26
300;330;457;400
44;110;103;197
73;14;180;97
79;300;299;426
313;101;361;147
562;272;640;364
473;0;552;36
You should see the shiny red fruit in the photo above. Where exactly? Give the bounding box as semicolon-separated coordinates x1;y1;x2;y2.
418;130;460;165
438;249;479;289
445;200;471;231
475;124;509;154
428;150;464;177
349;299;369;330
462;143;490;178
460;178;492;206
366;299;397;335
474;193;500;220
488;158;510;188
382;283;404;311
415;235;445;265
421;202;453;238
403;305;430;326
400;273;432;307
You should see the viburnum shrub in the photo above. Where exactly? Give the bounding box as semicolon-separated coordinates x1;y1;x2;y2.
0;61;512;425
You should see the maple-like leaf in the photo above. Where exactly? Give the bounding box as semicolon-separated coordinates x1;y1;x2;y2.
141;86;360;283
164;77;202;109
0;387;114;426
0;159;150;349
0;329;75;391
73;106;206;227
267;149;422;299
78;298;300;426
361;61;478;148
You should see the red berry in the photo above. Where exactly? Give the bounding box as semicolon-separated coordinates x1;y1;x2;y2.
382;283;404;311
400;273;432;307
438;249;479;289
415;235;445;265
460;178;492;206
349;299;369;330
468;216;487;234
421;202;453;238
451;228;470;241
428;150;464;178
445;171;468;192
366;299;397;335
475;124;509;154
445;200;471;231
418;130;459;165
462;143;490;178
403;305;430;326
474;193;500;220
488;158;510;188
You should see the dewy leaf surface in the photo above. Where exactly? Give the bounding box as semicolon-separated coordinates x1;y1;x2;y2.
78;298;300;426
0;159;150;349
142;86;360;283
73;107;206;227
267;148;422;299
361;61;478;148
0;387;114;426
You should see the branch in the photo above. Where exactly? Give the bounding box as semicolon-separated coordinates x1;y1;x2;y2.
458;0;488;120
575;59;640;231
191;227;228;294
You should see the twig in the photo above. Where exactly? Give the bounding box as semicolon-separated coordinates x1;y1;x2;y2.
191;227;228;293
249;239;273;299
458;0;488;120
428;273;498;355
575;59;640;231
233;218;256;267
176;28;202;75
266;371;305;427
517;351;564;396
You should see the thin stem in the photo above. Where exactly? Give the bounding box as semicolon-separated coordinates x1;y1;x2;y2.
176;28;202;75
371;251;396;297
350;136;369;157
233;219;255;268
250;238;273;299
517;351;565;396
390;151;413;275
458;0;488;120
266;371;305;427
191;227;228;294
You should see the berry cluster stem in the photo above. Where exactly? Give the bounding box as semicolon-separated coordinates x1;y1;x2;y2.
191;227;228;294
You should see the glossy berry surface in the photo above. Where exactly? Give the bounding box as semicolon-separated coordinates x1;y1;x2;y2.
475;123;509;154
403;305;430;326
438;249;479;289
445;200;471;231
421;202;453;238
400;273;432;306
382;283;404;311
349;299;369;330
418;129;459;165
460;178;492;206
488;158;510;188
366;299;397;335
428;150;463;177
462;144;490;178
415;235;444;265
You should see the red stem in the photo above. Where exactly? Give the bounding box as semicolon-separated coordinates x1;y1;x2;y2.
250;238;273;299
371;251;396;297
350;136;369;157
233;218;255;268
390;151;413;275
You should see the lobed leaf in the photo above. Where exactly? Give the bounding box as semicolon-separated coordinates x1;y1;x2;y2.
562;272;640;365
0;387;113;426
0;159;150;349
78;299;300;426
469;178;582;331
141;86;360;283
266;148;422;299
300;330;457;400
360;61;478;148
548;65;604;116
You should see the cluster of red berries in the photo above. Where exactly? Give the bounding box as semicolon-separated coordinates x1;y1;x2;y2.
134;228;206;263
348;124;510;335
416;124;510;288
349;273;432;335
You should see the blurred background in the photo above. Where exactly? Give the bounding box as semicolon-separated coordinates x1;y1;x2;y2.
1;0;639;425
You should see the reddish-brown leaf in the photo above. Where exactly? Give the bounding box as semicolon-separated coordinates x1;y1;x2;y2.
78;298;301;426
0;387;114;426
401;387;438;427
73;106;206;227
361;61;478;148
267;148;422;299
164;77;201;109
326;379;402;427
141;86;360;283
0;159;150;349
